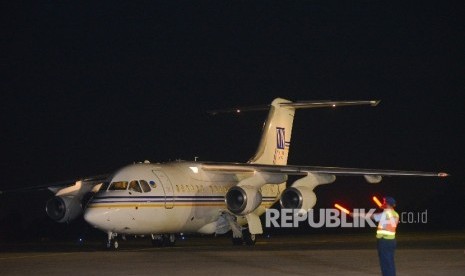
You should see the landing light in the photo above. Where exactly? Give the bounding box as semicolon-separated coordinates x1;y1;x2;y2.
189;166;199;173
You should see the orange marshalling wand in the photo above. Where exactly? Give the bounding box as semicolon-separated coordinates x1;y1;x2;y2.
334;203;351;215
372;196;383;207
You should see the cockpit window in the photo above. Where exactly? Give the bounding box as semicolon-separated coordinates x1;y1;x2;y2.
139;180;151;192
128;180;143;193
108;181;128;190
99;182;110;192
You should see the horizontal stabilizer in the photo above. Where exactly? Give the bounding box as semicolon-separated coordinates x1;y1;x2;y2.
208;100;380;115
280;100;380;109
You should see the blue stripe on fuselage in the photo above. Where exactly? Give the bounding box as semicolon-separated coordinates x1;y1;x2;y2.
91;195;277;204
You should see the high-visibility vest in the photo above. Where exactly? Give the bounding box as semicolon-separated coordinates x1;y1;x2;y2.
376;209;399;239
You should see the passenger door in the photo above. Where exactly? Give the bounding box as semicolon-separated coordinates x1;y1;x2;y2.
152;170;175;209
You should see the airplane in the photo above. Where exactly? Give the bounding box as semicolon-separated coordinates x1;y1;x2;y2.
40;98;447;249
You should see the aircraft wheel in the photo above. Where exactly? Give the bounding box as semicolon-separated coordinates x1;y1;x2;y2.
105;239;119;250
151;235;164;247
242;230;256;246
244;233;256;245
163;234;176;247
106;240;112;249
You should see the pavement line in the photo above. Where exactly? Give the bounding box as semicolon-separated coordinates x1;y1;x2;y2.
0;252;76;260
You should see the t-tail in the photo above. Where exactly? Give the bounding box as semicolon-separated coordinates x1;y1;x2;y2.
248;98;380;165
248;98;295;165
209;98;380;165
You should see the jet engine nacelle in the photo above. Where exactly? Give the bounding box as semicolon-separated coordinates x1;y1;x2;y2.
46;196;83;223
280;186;317;210
225;185;262;215
45;180;101;223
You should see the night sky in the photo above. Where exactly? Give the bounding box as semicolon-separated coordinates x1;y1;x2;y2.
1;1;464;239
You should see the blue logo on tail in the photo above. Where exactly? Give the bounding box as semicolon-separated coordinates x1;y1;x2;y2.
276;127;285;149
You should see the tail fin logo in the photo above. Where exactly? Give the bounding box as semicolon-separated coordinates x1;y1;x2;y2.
276;127;285;149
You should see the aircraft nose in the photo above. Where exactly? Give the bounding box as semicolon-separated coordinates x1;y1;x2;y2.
84;207;106;229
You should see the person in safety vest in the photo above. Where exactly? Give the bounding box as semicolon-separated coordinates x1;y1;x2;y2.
373;196;399;276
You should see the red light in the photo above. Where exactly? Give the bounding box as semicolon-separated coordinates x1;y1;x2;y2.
334;203;350;215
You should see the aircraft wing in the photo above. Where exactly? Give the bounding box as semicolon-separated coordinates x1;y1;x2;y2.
0;174;111;194
201;162;448;178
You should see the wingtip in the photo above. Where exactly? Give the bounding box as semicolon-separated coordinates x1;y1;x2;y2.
438;172;449;177
370;100;381;106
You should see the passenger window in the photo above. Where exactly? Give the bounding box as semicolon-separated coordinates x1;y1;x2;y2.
128;180;143;193
139;180;151;193
108;181;128;190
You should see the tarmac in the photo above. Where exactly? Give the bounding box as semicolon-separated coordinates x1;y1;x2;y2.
1;232;464;275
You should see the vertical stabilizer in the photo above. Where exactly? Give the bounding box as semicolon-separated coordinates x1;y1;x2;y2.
249;98;295;165
247;98;380;165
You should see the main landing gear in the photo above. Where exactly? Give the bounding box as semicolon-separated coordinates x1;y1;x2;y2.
232;229;257;246
151;234;176;247
105;232;176;250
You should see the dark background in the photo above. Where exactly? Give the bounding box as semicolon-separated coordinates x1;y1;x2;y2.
1;1;464;241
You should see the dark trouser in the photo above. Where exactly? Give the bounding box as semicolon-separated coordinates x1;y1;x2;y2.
377;238;396;276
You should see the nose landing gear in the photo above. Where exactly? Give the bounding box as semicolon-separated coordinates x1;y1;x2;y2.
106;232;119;250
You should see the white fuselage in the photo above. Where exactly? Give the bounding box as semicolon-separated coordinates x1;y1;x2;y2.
84;162;284;235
